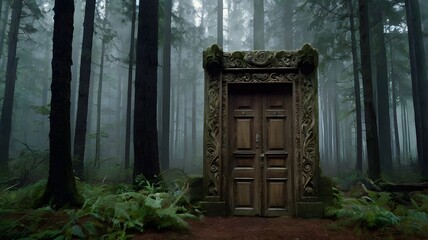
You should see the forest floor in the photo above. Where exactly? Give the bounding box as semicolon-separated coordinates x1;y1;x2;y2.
136;216;361;240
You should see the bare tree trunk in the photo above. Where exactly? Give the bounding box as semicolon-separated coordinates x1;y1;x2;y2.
116;72;123;159
0;1;10;65
124;0;137;170
39;0;82;208
70;0;84;149
133;0;160;181
358;0;381;180
160;0;172;171
349;0;363;172
217;0;223;46
95;34;106;168
372;0;392;171
253;0;264;50
284;0;294;48
73;0;96;176
405;0;428;178
0;0;22;175
388;38;401;166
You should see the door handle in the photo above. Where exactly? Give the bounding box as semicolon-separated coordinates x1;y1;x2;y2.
256;133;260;143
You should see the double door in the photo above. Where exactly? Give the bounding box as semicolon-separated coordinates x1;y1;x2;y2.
228;84;292;216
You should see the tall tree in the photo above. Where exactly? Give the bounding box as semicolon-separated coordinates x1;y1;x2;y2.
125;0;137;170
217;0;223;46
372;0;392;170
160;0;172;170
348;0;363;171
0;0;23;176
283;0;294;48
405;0;428;178
253;0;264;49
0;0;10;64
73;0;96;176
358;0;381;180
133;0;160;181
39;0;82;208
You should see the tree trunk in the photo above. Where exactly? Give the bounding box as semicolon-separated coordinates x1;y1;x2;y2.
73;0;96;176
405;0;428;178
125;0;137;170
253;0;264;50
70;0;84;149
116;72;123;159
95;31;106;169
133;0;160;181
0;0;22;176
217;0;223;46
349;0;363;172
160;0;172;171
284;0;294;48
0;1;10;64
39;0;82;208
372;0;392;171
358;0;381;180
388;38;401;166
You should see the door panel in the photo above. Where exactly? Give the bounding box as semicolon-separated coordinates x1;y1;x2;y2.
229;84;292;216
263;86;291;216
229;87;260;215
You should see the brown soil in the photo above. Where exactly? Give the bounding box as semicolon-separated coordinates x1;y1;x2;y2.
135;216;358;240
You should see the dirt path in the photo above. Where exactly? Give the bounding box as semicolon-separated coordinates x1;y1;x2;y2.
135;216;358;240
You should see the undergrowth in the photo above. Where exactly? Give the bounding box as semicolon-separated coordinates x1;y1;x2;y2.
325;185;428;239
0;175;200;240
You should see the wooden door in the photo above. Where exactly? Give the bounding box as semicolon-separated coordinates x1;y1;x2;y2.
228;84;292;216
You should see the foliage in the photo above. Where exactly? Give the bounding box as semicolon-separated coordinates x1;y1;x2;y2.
325;185;428;238
0;176;200;239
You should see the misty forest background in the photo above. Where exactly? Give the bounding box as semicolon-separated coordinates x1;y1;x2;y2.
0;0;427;186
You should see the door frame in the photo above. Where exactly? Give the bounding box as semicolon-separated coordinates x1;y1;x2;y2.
202;44;320;217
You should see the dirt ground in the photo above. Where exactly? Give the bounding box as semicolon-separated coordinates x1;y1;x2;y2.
135;216;358;240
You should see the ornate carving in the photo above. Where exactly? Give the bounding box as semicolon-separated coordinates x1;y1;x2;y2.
205;74;221;195
223;50;300;69
298;74;319;197
224;73;297;83
203;44;320;207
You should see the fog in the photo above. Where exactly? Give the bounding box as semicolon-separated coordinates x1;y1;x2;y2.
0;0;427;182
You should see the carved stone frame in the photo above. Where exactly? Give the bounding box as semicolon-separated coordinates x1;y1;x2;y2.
202;44;320;216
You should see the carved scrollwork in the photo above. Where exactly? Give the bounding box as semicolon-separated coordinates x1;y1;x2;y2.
223;50;300;69
205;75;221;195
224;73;297;83
299;74;319;197
203;44;320;205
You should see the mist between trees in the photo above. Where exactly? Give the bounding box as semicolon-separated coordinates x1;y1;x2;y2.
0;0;427;183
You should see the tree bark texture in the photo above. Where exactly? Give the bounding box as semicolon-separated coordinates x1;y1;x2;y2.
133;0;160;181
125;0;137;170
405;0;428;178
73;0;96;176
284;0;294;49
0;1;10;64
253;0;264;50
371;0;392;171
349;0;363;172
40;0;82;208
161;0;172;171
358;0;381;180
217;0;223;46
0;0;22;175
